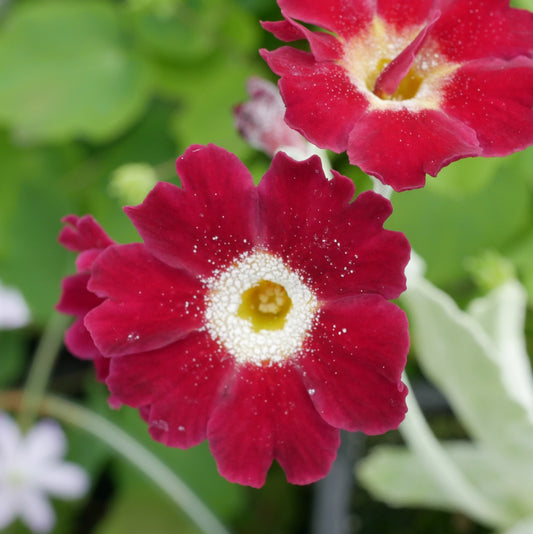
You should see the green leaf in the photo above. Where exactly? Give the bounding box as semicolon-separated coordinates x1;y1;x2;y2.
358;442;533;521
402;266;533;459
166;52;260;157
502;517;533;534
130;0;222;63
1;179;73;325
0;1;151;142
95;485;200;534
389;158;530;285
428;156;500;199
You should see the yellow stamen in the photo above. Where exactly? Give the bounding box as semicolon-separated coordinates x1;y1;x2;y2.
238;280;292;332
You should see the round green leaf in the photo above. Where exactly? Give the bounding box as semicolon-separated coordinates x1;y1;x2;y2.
0;1;151;142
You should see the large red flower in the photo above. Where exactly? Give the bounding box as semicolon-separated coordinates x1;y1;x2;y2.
66;145;410;487
261;0;533;191
56;215;114;383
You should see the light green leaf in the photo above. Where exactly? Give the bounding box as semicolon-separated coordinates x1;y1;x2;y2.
468;281;533;419
0;1;151;142
358;442;533;521
501;516;533;534
402;267;533;459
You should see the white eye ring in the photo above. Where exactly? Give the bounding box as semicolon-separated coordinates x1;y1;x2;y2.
203;250;319;366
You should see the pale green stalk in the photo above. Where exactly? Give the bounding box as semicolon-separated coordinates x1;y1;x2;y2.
400;374;512;528
18;312;70;431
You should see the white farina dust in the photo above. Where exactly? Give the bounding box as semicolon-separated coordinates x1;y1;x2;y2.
203;250;318;365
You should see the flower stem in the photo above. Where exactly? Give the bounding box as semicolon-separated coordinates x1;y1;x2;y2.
18;312;70;431
369;176;393;200
399;374;512;529
1;391;232;534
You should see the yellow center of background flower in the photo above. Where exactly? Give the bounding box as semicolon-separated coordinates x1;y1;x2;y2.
340;17;458;111
238;280;292;332
367;58;423;101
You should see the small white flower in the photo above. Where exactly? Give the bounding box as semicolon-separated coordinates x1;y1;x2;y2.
0;413;90;533
0;278;31;329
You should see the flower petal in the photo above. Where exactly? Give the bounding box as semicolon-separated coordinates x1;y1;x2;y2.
64;318;101;360
126;145;259;277
377;0;435;29
56;274;101;316
299;296;409;434
34;463;89;499
443;56;533;156
277;0;372;40
258;154;409;300
432;0;533;62
19;490;55;533
260;19;304;42
107;332;234;448
373;10;440;98
0;413;21;458
86;243;205;356
24;420;66;462
0;488;18;531
207;363;340;488
261;47;369;153
347;108;481;191
58;215;114;253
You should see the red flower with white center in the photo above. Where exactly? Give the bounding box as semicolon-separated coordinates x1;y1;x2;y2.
261;0;533;191
56;215;114;382
74;144;409;487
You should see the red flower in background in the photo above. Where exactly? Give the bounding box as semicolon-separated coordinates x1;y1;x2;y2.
56;215;114;383
60;145;410;487
261;0;533;191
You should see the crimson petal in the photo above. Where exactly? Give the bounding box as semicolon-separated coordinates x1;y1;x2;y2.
208;363;340;488
126;145;259;277
443;56;533;156
432;0;533;62
86;243;205;357
299;296;409;434
258;154;409;300
107;333;234;448
261;47;369;153
347;108;481;191
277;0;372;40
59;215;114;252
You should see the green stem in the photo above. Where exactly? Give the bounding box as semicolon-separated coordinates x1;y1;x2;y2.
48;395;232;534
399;373;512;529
18;312;70;431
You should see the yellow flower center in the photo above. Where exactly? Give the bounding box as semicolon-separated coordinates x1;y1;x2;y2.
340;17;459;111
367;58;423;101
203;251;318;365
238;280;292;332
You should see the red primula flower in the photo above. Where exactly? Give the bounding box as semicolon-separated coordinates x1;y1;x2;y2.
64;145;410;487
56;215;114;383
261;0;533;191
